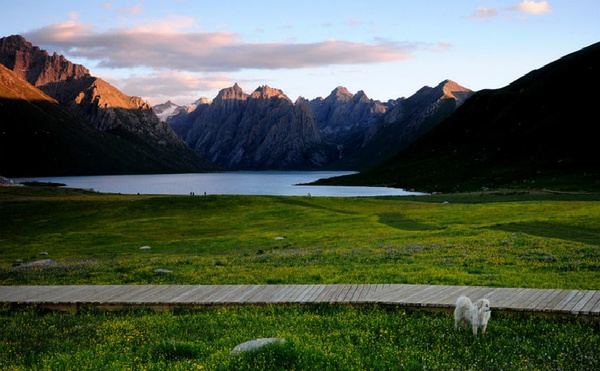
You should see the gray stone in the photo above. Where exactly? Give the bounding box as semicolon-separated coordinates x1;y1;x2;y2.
230;338;286;355
21;259;56;267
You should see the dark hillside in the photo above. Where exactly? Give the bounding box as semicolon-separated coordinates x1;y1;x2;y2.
0;64;215;177
316;42;600;192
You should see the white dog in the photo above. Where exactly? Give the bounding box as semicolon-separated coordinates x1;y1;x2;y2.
454;295;492;336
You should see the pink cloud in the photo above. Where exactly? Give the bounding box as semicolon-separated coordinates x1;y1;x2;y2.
104;70;235;105
469;1;551;21
509;1;552;15
24;19;422;73
118;4;143;15
468;6;499;20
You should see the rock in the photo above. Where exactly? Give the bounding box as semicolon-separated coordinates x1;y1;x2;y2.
139;246;151;250
230;338;286;355
21;259;56;267
153;268;172;273
274;236;285;240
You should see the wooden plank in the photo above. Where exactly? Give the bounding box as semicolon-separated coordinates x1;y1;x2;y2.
590;294;600;315
273;285;300;303
580;291;600;314
287;285;312;303
514;288;548;311
295;285;317;303
325;284;344;303
521;289;557;311
436;286;472;306
177;285;222;304
400;285;441;304
74;285;124;303
237;285;270;304
350;284;368;303
535;289;564;312
486;287;517;308
569;291;597;314
127;285;174;303
343;285;359;303
248;284;283;303
561;290;589;313
412;286;455;307
231;285;263;304
330;284;352;303
368;284;424;303
315;284;337;302
542;290;570;312
42;286;89;302
516;288;550;311
202;285;240;304
549;290;581;313
300;284;326;303
0;285;597;315
215;285;254;304
162;285;203;303
493;288;527;310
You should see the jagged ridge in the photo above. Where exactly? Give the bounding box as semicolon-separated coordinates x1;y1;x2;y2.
0;35;216;176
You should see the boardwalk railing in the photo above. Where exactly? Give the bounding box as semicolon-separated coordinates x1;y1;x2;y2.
1;284;599;315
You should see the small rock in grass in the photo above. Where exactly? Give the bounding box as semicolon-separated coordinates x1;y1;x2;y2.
21;259;57;267
274;236;285;240
154;268;172;273
230;338;286;355
139;246;151;250
39;251;49;255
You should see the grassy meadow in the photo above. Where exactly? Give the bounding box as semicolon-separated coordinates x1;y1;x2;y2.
1;186;599;369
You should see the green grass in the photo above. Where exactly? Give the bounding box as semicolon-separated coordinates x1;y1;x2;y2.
1;188;599;288
1;305;598;370
1;187;599;370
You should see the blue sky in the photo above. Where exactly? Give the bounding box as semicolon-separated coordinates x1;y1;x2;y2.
2;1;599;105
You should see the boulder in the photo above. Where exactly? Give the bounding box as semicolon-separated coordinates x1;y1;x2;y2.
230;338;286;355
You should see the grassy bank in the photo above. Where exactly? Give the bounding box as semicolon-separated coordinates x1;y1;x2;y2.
1;187;599;370
1;305;598;370
1;187;599;288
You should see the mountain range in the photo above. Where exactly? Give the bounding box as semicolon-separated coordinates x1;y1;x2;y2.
314;41;600;192
159;80;472;170
2;34;598;193
0;35;215;177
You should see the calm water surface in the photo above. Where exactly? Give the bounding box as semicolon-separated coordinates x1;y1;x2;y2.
16;172;424;197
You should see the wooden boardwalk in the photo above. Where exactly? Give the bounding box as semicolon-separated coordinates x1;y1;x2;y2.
1;284;599;315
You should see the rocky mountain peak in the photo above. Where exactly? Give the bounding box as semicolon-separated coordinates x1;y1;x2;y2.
351;90;371;104
0;34;90;87
214;83;247;102
438;79;473;104
193;97;212;106
328;86;353;102
250;85;291;102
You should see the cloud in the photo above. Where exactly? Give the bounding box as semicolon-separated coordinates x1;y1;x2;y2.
508;1;552;15
468;6;499;20
105;70;235;104
469;1;551;21
118;4;143;15
24;18;420;73
102;2;143;15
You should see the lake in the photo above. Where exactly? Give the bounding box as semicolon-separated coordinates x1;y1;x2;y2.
15;172;424;197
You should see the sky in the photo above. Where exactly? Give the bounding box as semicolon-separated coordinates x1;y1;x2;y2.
2;0;599;106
